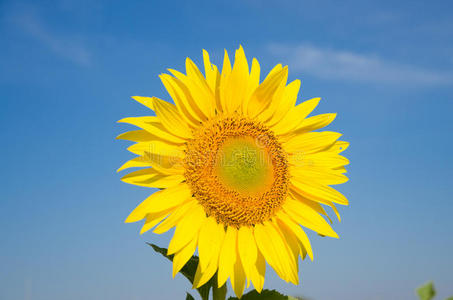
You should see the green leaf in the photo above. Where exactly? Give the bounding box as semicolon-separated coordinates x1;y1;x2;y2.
228;289;293;300
444;297;453;300
148;243;226;300
416;281;436;300
186;293;195;300
148;243;198;282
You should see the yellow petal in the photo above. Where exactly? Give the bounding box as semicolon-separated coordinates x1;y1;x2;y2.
293;113;337;134
289;151;349;169
211;64;222;113
231;250;246;298
220;46;250;114
254;221;296;283
198;217;225;271
221;49;232;77
200;58;222;112
283;131;342;154
237;226;258;285
127;140;184;157
256;73;288;124
172;234;198;277
160;73;206;125
283;197;339;238
125;141;184;175
257;63;281;77
246;67;288;119
167;205;206;255
289;190;332;223
151;97;193;138
117;116;186;144
253;223;282;278
193;222;223;288
276;212;313;260
334;166;348;174
330;203;342;222
328;141;349;153
290;186;342;221
168;67;215;120
218;226;237;287
125;183;192;223
131;96;155;111
202;49;218;93
271;98;320;136
144;152;184;175
217;49;233;113
121;147;183;176
248;249;266;293
117;157;152;172
120;167;184;188
276;218;303;262
290;166;349;185
153;200;197;234
291;177;348;205
248;63;282;119
272;220;299;284
140;210;171;234
192;250;219;288
184;58;216;117
116;130;154;142
266;80;301;127
242;57;261;112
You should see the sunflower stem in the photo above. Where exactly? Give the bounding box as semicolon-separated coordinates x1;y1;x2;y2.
212;284;227;300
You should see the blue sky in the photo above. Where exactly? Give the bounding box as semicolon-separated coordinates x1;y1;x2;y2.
1;0;453;299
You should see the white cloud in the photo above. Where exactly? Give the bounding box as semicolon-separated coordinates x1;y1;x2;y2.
268;44;452;85
10;9;91;66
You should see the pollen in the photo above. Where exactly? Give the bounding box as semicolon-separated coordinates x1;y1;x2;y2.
183;114;289;227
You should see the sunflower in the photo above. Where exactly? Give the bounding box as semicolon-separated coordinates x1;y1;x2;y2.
118;46;349;298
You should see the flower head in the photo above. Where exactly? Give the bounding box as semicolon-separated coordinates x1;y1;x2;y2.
118;46;349;298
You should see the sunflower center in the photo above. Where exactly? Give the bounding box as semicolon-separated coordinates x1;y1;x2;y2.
183;115;289;227
215;137;273;195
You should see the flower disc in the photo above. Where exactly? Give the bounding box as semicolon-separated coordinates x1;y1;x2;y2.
184;115;289;227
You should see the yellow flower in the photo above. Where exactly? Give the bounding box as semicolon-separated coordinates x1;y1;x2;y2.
118;46;349;298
